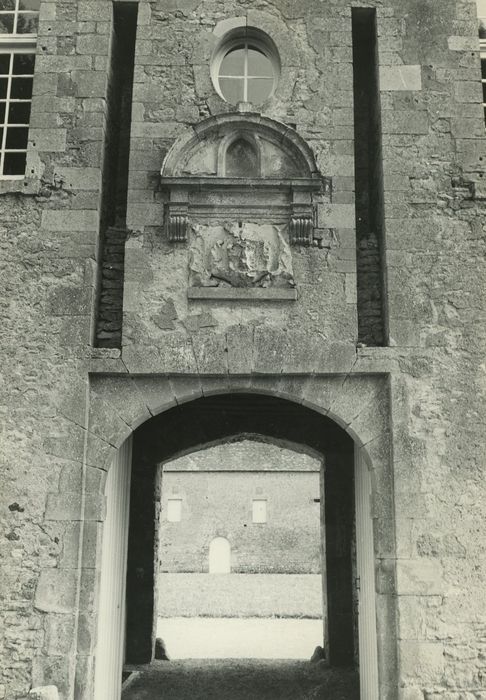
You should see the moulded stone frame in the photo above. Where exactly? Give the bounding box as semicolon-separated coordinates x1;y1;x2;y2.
203;13;308;116
161;113;327;255
68;371;399;699
209;26;281;108
160;113;321;180
0;40;37;180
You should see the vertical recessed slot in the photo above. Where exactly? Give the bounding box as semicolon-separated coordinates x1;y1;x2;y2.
352;8;388;346
94;2;137;348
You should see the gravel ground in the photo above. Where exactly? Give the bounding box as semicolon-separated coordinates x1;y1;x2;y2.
156;617;324;659
122;659;359;700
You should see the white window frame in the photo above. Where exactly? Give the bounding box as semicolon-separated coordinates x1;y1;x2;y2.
480;39;486;122
252;498;267;524
210;27;280;106
0;0;38;179
166;498;182;522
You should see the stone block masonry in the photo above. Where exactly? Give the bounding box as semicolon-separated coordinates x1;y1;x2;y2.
0;0;485;698
95;226;127;347
159;442;321;574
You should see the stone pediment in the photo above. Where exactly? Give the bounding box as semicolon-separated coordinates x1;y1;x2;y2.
161;113;321;182
160;113;329;300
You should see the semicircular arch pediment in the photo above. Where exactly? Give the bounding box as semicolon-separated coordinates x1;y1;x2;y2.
161;113;320;180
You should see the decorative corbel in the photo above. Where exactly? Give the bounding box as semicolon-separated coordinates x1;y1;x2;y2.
167;213;189;242
289;216;314;246
165;187;189;242
289;188;315;246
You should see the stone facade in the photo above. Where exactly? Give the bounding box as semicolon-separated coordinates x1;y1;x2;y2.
159;441;321;574
0;0;485;699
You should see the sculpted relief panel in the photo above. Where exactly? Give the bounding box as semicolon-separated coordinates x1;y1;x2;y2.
189;222;295;289
160;114;328;299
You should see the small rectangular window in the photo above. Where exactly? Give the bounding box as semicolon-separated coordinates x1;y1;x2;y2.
252;499;267;524
167;498;182;522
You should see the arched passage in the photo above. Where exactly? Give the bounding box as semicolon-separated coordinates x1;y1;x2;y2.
125;394;355;664
94;387;385;699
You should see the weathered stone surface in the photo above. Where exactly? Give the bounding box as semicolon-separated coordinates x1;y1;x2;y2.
34;569;77;614
226;325;254;375
45;493;105;522
396;560;446;596
32;653;71;699
188;223;296;290
90;376;152;430
398;688;424;700
45;615;76;656
29;686;59;700
400;641;445;684
41;209;98;231
191;332;229;374
379;65;422;91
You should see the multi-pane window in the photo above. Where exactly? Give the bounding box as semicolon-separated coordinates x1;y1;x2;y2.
218;44;275;105
212;28;280;107
0;0;39;33
0;0;39;178
478;2;486;125
481;54;486;122
480;37;486;124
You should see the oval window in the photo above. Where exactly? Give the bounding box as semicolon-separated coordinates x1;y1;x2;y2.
212;28;280;106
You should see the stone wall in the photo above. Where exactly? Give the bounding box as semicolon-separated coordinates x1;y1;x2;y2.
164;439;320;472
159;472;321;573
95;225;127;347
0;0;485;698
159;441;321;573
0;2;114;695
122;2;358;351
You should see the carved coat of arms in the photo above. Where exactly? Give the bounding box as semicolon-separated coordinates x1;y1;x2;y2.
189;222;295;289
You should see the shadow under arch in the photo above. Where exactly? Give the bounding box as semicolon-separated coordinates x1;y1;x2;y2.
106;380;377;461
136;392;354;464
125;392;358;669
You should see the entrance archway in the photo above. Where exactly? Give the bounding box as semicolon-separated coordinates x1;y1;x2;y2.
93;388;387;699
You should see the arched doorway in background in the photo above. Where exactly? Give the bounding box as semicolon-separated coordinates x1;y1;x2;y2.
209;536;231;574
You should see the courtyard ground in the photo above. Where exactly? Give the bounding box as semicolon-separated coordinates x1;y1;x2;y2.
139;573;338;697
122;659;359;700
156;617;324;659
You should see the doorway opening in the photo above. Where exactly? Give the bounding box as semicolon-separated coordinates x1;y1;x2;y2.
208;537;231;574
95;392;379;699
156;439;325;664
